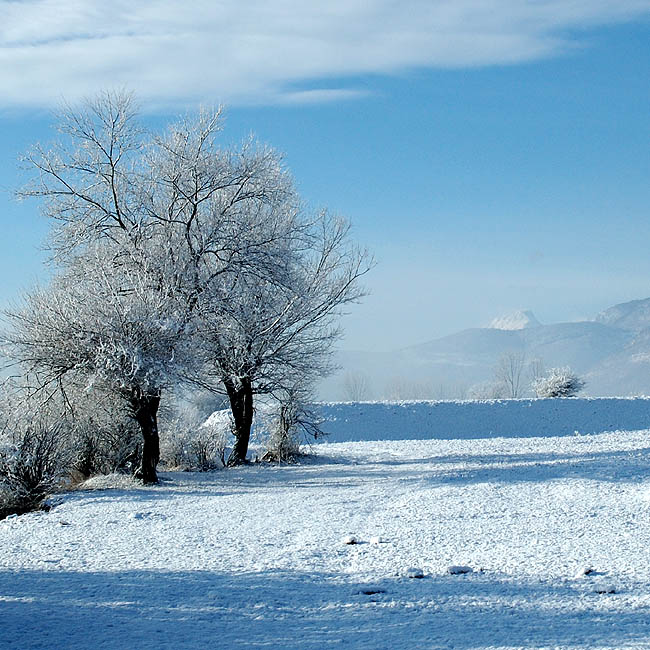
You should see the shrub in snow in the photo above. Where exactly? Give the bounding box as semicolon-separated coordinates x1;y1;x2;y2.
533;367;585;398
160;407;228;471
0;421;70;520
261;388;323;463
468;381;507;400
260;400;301;463
70;408;141;479
14;383;143;481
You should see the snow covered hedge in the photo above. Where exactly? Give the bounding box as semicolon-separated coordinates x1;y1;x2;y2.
316;397;650;443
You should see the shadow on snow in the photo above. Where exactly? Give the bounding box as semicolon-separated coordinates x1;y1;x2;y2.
1;567;649;649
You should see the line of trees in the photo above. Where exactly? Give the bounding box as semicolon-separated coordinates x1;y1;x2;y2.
2;91;371;484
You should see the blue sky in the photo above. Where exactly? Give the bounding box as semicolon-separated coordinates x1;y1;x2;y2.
1;1;650;350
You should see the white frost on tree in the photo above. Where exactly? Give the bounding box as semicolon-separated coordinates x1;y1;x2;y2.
533;367;585;398
4;91;371;480
196;210;371;465
5;247;196;483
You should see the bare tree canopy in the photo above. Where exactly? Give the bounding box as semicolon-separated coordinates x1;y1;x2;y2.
343;372;373;401
495;351;527;398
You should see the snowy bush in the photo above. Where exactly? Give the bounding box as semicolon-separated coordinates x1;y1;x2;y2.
261;391;323;463
468;381;507;400
0;422;70;519
160;408;228;471
71;419;141;479
68;395;142;478
262;401;302;462
533;367;585;398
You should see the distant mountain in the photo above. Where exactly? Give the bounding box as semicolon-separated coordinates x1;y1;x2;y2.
320;297;650;400
488;310;541;330
595;298;650;332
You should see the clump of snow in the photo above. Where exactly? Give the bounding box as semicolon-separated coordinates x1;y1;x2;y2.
369;535;383;545
405;567;425;579
448;565;473;575
575;566;600;578
359;587;386;596
488;309;541;330
342;535;357;545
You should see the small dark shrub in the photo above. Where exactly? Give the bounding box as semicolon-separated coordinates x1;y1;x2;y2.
0;422;69;519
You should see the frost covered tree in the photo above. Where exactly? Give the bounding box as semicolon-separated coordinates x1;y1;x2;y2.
533;367;585;398
5;248;195;483
528;357;546;384
8;93;302;480
197;211;371;466
6;90;371;476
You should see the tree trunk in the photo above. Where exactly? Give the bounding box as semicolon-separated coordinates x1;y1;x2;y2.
225;377;254;466
130;389;161;484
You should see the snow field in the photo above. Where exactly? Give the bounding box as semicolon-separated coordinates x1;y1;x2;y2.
2;430;650;648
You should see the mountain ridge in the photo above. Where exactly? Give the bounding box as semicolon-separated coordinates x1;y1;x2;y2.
320;297;650;400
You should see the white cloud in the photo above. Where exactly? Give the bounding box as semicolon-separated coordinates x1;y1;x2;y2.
0;0;649;108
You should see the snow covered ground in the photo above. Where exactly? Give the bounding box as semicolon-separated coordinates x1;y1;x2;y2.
3;429;650;648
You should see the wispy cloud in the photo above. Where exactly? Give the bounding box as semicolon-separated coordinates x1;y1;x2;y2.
1;0;649;108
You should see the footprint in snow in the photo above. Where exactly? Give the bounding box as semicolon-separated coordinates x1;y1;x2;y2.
132;512;166;520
